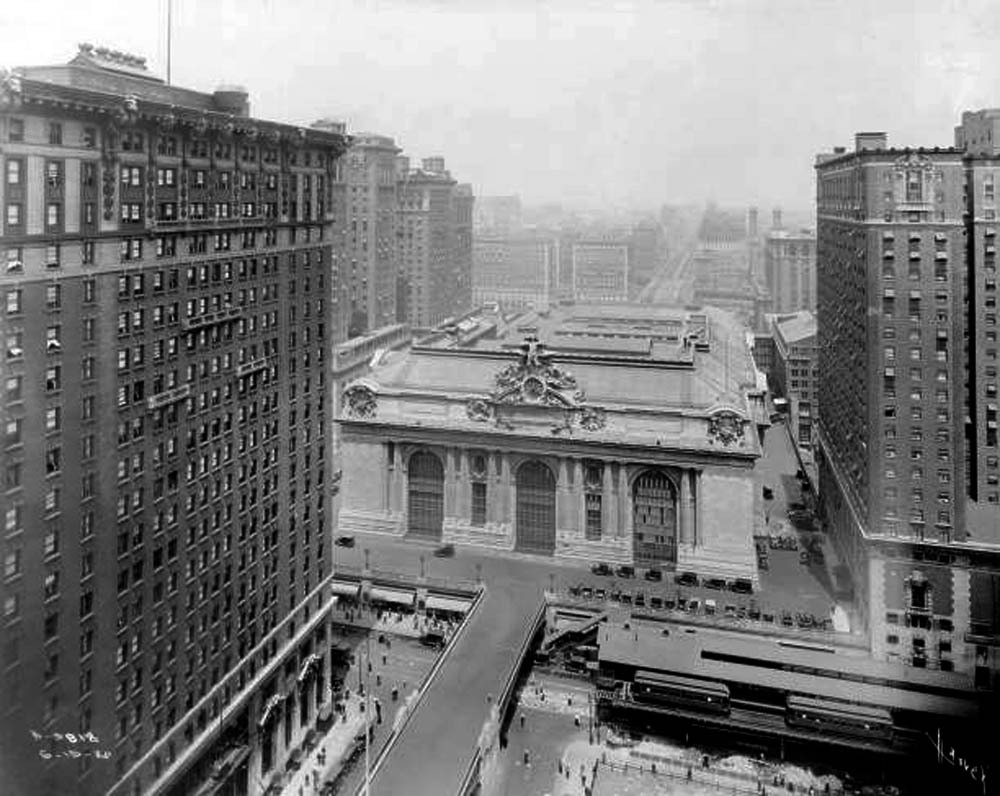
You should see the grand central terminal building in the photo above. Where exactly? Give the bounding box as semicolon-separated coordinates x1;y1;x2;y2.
336;303;770;582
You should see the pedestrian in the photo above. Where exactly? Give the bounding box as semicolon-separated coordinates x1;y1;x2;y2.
687;767;693;781
520;712;525;728
382;654;387;666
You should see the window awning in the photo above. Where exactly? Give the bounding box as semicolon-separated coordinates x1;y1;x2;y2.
331;580;359;598
369;587;415;606
258;693;285;727
425;595;473;614
298;652;322;684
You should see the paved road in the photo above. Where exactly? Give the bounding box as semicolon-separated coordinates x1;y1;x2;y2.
332;537;580;796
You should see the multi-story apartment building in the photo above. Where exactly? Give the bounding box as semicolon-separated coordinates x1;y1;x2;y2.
770;311;817;449
472;233;559;311
816;130;1000;687
571;239;629;303
318;129;399;337
955;110;1000;508
1;46;348;796
764;228;817;314
395;157;474;330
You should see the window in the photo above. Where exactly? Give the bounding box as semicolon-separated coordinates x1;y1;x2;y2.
8;118;23;142
46;244;60;268
471;482;487;526
5;289;21;315
49;123;62;145
46;366;61;392
6;203;21;226
5;249;22;273
82;240;95;265
6;159;21;185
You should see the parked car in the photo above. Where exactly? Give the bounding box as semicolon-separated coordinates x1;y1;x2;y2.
704;578;727;591
634;592;646;607
591;562;613;576
335;535;356;548
688;598;700;613
675;571;699;587
616;565;636;579
650;596;663;609
433;543;455;558
704;599;717;615
762;486;774;500
581;587;593;600
419;631;446;649
594;588;607;600
644;568;663;582
730;578;754;594
620;593;633;605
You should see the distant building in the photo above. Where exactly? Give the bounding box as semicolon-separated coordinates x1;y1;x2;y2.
571;240;629;303
335;131;401;336
473;195;522;236
690;246;767;331
764;228;817;313
473;233;559;311
816;128;1000;684
770;311;817;449
396;157;474;330
337;303;768;583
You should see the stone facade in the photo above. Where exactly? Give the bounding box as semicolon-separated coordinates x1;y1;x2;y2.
338;304;767;583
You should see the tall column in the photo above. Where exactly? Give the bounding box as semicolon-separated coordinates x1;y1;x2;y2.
487;451;500;525
503;454;514;529
679;468;692;547
617;463;629;538
444;448;458;520
602;463;616;538
556;457;570;531
568;458;582;534
459;449;471;522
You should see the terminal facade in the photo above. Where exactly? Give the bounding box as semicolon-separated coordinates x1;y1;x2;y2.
338;303;769;582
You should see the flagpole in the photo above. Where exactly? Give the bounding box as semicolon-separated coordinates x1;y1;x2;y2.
166;0;172;84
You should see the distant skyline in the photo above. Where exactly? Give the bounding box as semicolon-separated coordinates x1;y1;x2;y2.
3;0;999;213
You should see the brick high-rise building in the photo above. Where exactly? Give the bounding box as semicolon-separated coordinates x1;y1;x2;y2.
395;157;474;330
816;130;1000;686
334;131;400;337
0;46;349;796
472;232;559;311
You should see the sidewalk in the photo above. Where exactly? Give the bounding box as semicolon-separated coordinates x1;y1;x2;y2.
280;693;369;796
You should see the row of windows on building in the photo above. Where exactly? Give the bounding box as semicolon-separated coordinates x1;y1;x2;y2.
6;116;333;168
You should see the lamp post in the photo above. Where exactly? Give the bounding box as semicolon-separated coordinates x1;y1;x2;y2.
419;554;425;580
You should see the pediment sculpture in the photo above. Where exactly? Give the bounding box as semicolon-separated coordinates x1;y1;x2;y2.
706;408;747;446
343;382;378;419
466;336;607;434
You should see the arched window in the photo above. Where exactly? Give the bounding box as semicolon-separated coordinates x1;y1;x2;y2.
407;451;444;540
515;460;556;555
632;470;678;565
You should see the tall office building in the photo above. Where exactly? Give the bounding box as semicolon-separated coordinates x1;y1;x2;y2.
816;130;999;685
472;233;559;311
396;157;474;330
764;227;817;314
1;47;348;795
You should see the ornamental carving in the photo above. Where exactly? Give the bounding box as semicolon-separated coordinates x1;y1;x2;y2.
493;336;584;408
465;337;608;435
0;69;23;108
465;398;494;423
707;409;747;447
578;406;607;432
343;383;377;419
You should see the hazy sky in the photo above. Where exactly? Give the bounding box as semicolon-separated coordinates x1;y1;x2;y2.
3;0;1000;213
